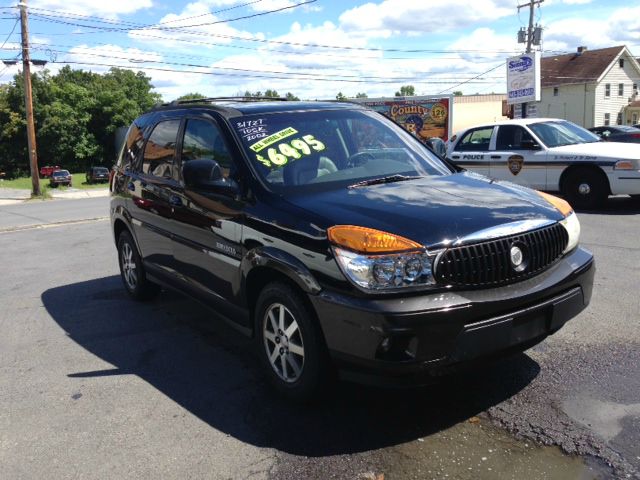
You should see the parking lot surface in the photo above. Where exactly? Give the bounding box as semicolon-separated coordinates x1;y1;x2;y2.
1;196;638;479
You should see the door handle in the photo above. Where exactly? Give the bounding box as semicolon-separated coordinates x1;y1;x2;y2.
490;155;502;159
451;155;460;159
169;195;183;207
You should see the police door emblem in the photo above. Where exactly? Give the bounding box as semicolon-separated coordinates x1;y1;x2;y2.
508;155;524;176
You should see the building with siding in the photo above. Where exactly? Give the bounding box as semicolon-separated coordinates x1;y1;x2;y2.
535;46;640;128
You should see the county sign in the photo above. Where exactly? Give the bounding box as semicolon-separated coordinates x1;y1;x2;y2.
506;52;541;105
351;95;453;141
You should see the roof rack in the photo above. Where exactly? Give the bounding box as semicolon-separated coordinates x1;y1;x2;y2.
164;96;290;106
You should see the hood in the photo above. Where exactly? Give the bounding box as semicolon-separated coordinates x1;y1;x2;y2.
283;172;564;248
551;141;640;159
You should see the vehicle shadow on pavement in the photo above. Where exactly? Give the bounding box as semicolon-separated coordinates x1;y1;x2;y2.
42;276;541;457
574;195;640;215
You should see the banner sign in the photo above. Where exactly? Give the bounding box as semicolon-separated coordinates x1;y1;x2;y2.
352;95;453;141
507;52;541;105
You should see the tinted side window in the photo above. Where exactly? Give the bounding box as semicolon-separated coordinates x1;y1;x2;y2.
496;125;534;150
454;127;493;152
142;120;180;178
119;122;145;169
181;119;234;178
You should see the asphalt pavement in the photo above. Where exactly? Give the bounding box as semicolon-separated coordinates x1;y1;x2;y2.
0;195;638;479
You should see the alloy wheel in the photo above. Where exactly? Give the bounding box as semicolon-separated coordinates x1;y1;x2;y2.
263;303;305;383
121;242;137;291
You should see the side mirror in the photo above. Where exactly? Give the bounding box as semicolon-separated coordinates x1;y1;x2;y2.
521;139;541;150
182;159;239;196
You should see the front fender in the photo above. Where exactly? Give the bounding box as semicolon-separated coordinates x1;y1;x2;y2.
241;246;322;296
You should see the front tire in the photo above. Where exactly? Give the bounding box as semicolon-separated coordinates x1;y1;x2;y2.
562;168;608;209
117;230;159;300
255;282;329;401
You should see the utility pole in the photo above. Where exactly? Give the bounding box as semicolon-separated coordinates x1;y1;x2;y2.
518;0;543;119
19;0;40;197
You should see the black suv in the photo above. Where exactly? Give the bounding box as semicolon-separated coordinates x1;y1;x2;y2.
110;98;594;400
86;166;110;183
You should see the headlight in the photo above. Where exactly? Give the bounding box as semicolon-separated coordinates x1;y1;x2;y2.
560;211;580;253
536;191;580;254
333;248;436;291
328;225;437;292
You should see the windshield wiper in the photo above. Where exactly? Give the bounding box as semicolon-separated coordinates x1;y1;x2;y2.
348;174;422;189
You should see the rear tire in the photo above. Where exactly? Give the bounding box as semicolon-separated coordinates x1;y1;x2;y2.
255;282;330;402
561;168;608;209
117;230;159;301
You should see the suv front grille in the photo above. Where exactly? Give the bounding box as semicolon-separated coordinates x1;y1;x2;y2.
434;223;569;288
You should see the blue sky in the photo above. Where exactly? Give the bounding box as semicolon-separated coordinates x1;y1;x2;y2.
0;0;638;100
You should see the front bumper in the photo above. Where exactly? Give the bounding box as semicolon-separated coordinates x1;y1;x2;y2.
310;246;594;386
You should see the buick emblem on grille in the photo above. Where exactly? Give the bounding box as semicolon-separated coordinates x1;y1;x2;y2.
510;245;526;272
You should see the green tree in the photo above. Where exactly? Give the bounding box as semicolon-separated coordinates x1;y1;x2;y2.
336;92;347;101
394;85;415;97
453;90;463;96
285;92;300;101
355;92;368;98
0;67;161;176
176;92;207;101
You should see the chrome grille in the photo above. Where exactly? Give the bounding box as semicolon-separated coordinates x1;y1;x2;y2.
434;222;569;287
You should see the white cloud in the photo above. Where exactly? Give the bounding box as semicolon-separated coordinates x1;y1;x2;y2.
542;7;640;54
61;44;164;73
339;0;514;36
202;0;321;13
127;2;259;49
30;0;152;17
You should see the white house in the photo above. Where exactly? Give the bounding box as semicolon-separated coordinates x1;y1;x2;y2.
536;45;640;128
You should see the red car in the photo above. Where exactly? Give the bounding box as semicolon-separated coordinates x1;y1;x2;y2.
40;165;61;178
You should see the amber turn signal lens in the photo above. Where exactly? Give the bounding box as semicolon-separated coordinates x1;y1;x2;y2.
536;191;573;217
614;160;634;170
327;225;422;253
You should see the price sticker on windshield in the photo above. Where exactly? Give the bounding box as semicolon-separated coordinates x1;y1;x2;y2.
252;133;326;169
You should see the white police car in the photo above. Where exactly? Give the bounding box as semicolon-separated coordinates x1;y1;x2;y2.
446;118;640;208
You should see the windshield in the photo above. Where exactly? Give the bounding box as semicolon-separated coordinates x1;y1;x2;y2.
95;167;109;173
528;120;600;147
231;109;452;192
53;170;70;176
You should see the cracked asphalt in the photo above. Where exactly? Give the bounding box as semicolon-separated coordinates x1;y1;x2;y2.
0;195;638;479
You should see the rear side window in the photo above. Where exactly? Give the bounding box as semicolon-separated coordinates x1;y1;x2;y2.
119;122;145;169
454;127;493;152
142;120;180;178
181;119;234;178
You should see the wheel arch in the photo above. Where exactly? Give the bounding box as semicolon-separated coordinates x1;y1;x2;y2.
559;164;611;195
241;246;322;334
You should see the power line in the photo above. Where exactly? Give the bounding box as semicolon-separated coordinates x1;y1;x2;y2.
437;62;505;94
51;60;501;85
30;41;509;78
0;16;18;50
22;8;531;56
30;0;318;34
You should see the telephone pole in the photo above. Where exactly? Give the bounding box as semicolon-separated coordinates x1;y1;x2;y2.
19;0;41;197
518;0;543;119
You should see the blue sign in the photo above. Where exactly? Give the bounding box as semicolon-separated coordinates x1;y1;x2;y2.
508;57;533;73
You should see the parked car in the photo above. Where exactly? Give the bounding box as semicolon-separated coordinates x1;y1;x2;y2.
425;137;447;158
40;165;61;178
86;166;110;183
49;169;72;187
446;118;640;208
111;99;594;400
588;125;640;143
